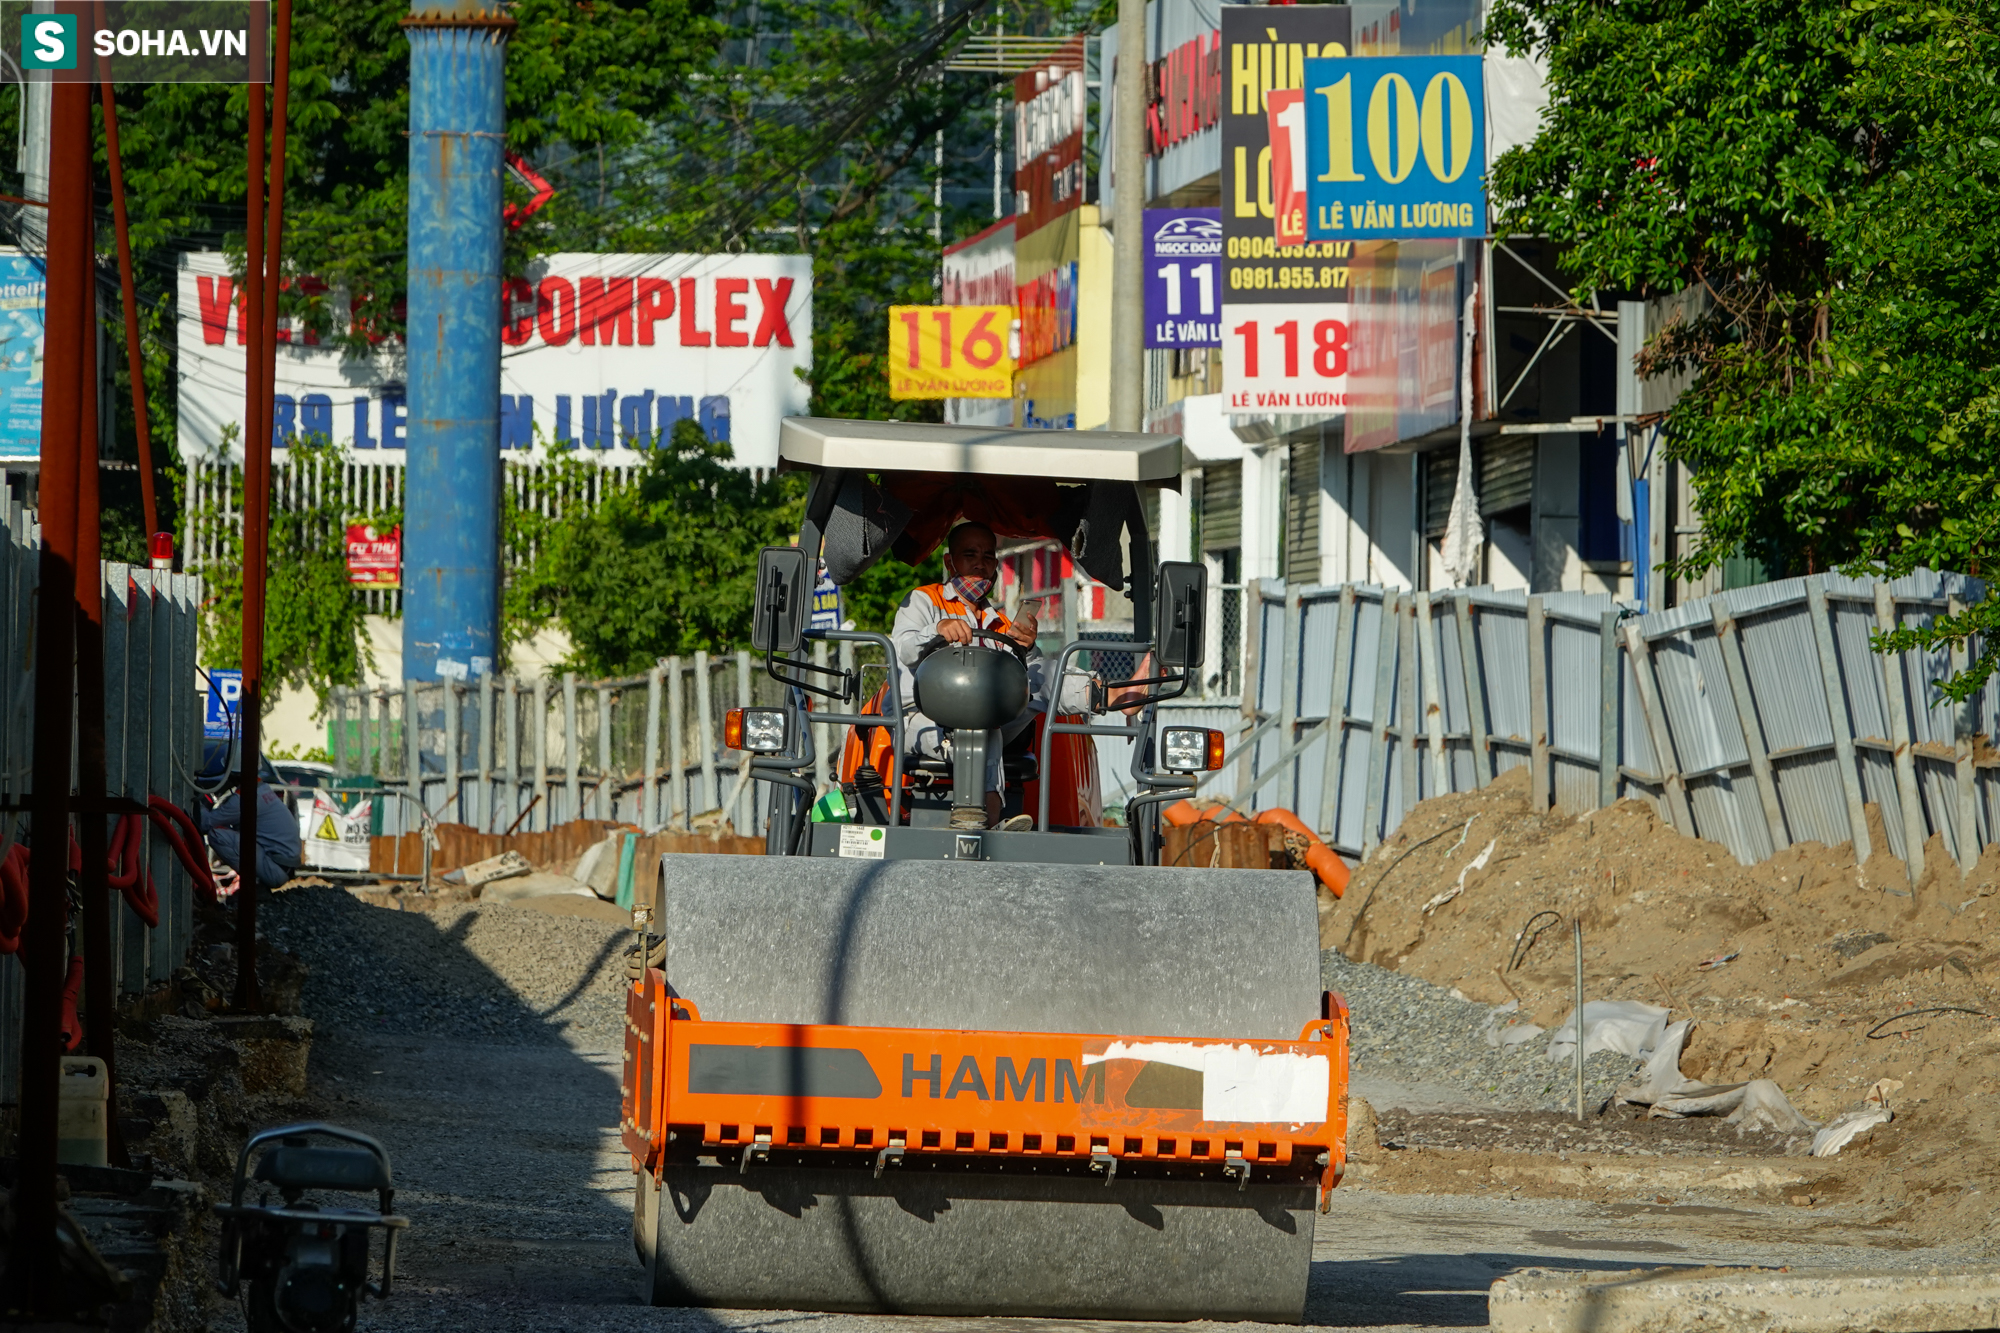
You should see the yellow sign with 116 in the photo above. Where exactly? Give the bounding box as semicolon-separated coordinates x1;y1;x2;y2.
888;305;1015;399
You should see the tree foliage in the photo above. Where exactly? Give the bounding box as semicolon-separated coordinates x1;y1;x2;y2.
195;437;386;707
12;1;1098;694
1490;0;2000;693
508;424;942;676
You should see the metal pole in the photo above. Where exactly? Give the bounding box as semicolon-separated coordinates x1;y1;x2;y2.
1107;0;1148;433
643;664;662;831
695;651;717;817
5;75;89;1316
532;675;548;830
596;683;612;821
503;674;519;833
667;657;686;829
76;234;124;1166
477;671;493;830
402;1;510;684
97;81;158;540
736;650;752;833
563;671;580;821
17;69;49;252
1573;918;1585;1122
233;55;273;1013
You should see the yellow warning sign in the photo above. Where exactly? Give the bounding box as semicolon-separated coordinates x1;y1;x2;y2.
314;815;340;842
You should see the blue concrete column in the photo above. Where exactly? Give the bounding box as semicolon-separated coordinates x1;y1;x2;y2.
403;6;508;682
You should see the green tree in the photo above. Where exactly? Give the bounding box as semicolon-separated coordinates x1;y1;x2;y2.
1489;0;2000;692
195;436;386;707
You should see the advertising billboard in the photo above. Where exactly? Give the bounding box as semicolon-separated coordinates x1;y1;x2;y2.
1145;208;1222;349
887;305;1015;399
1219;4;1353;417
176;251;812;470
0;251;42;457
1303;55;1487;241
942;217;1018;427
1015;39;1088;237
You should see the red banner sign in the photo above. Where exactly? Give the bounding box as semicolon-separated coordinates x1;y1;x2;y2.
1014;41;1088;236
345;523;400;588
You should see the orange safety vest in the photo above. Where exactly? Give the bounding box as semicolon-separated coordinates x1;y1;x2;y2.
915;582;1018;642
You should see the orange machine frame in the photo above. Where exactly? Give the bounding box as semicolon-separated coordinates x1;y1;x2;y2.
835;694;1103;829
621;971;1352;1210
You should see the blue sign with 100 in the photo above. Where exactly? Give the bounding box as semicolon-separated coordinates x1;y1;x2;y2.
1304;55;1485;242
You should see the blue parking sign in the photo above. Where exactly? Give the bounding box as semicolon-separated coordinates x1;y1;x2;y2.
1304;55;1487;242
204;668;242;740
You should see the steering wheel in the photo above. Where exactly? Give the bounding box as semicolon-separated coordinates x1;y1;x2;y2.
918;623;1029;664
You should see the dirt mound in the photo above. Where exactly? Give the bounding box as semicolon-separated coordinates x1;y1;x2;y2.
1322;766;2000;1242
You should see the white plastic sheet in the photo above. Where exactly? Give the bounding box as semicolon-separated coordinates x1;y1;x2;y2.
1546;999;1670;1064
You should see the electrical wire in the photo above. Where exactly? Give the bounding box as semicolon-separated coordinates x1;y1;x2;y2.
1507;909;1562;972
1866;1007;1996;1040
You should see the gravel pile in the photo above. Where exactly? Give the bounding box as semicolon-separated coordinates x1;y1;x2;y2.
263;885;630;1048
264;884;1633;1108
1323;947;1640;1112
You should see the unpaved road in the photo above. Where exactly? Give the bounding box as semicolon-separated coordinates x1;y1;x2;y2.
224;890;1983;1332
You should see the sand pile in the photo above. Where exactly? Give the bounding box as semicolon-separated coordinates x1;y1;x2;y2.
1323;766;2000;1240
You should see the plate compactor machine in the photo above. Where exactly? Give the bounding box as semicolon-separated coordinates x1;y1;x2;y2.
621;419;1349;1322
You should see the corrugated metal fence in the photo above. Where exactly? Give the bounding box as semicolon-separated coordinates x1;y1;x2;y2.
331;566;1993;884
1185;570;1988;882
0;511;205;1103
327;640;902;838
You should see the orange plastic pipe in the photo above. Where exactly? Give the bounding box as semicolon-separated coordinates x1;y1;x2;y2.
1255;808;1351;898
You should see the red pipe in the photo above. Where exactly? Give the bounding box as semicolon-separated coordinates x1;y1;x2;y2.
98;80;159;541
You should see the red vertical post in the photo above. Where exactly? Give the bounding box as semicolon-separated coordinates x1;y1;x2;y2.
1;79;92;1316
233;78;267;1013
99;80;158;542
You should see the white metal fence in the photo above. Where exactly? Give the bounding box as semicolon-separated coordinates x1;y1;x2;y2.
0;511;206;1104
1190;570;1989;883
327;641;916;838
182;454;644;613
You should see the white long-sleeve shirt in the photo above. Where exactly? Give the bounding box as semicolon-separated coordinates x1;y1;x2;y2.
887;584;1090;719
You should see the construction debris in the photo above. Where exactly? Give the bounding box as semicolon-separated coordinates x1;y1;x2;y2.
1488;1264;2000;1333
1325;764;2000;1241
442;849;531;887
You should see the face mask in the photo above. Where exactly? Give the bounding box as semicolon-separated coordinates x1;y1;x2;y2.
949;575;993;606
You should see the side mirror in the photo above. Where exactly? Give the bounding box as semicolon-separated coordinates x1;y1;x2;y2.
1155;561;1207;673
751;546;810;653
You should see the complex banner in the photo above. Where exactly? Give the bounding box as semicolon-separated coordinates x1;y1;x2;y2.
1145;208;1222;349
1220;4;1353;417
0;251;43;457
176;251;812;470
1304;55;1487;241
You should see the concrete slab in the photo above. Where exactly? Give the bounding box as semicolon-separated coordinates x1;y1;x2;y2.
1489;1263;2000;1333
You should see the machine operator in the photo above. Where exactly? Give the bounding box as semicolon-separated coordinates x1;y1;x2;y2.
890;521;1056;828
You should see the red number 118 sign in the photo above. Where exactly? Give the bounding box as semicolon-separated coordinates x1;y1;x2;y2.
1224;304;1348;414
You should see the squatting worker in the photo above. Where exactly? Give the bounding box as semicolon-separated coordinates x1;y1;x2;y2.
891;520;1079;828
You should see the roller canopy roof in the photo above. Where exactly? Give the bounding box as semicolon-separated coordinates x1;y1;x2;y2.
779;417;1184;487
